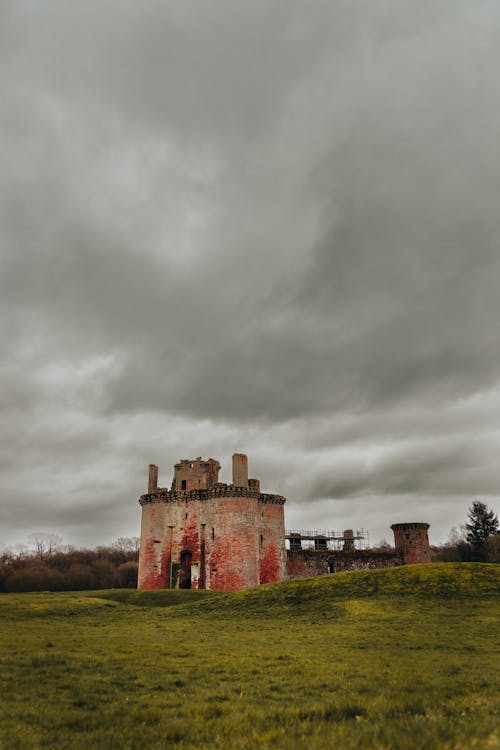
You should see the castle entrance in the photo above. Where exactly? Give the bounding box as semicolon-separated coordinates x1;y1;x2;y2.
179;550;192;588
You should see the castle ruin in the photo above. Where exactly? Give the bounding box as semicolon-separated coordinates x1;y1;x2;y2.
138;453;431;591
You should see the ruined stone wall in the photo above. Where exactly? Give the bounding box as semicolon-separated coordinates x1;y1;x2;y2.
391;523;431;564
286;549;403;579
258;500;287;584
173;458;220;491
138;486;286;592
138;500;170;590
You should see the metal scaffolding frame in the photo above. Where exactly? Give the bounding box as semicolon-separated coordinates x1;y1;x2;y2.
285;529;370;550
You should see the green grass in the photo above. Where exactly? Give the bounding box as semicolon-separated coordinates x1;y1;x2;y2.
1;563;499;749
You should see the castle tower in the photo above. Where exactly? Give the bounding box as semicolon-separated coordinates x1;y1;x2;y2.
391;522;431;564
138;454;286;592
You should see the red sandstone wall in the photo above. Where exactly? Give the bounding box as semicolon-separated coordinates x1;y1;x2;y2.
286;550;403;579
259;502;286;584
138;453;287;592
138;491;276;591
205;496;260;590
391;524;431;564
173;459;220;491
138;486;420;592
138;502;171;589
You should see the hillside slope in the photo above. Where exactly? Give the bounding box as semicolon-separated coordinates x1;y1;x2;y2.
164;562;500;617
0;563;498;749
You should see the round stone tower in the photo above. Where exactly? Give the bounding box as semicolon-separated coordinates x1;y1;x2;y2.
138;454;286;592
391;522;431;564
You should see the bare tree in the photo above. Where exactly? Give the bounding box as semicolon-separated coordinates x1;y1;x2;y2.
27;533;63;561
113;537;140;555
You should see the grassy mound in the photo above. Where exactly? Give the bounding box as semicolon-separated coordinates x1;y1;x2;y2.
168;563;500;618
0;592;123;619
1;564;496;621
91;587;222;607
0;587;222;618
0;562;498;749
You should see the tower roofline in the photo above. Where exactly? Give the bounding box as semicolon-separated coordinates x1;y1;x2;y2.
391;522;429;530
139;484;286;506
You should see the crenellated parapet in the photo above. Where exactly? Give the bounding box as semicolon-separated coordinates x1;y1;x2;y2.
139;484;285;506
391;522;430;532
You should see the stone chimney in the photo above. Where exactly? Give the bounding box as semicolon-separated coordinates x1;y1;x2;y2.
232;453;249;487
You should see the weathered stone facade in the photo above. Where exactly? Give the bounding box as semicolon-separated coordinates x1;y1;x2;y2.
138;454;432;592
138;454;286;592
286;549;404;579
391;522;431;564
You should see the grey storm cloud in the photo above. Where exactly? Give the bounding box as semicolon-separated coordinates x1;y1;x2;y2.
308;439;499;499
1;0;500;549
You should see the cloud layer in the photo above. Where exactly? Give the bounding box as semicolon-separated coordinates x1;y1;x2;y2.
1;1;500;548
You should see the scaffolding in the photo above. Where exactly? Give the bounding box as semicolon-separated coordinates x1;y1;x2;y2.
285;529;370;551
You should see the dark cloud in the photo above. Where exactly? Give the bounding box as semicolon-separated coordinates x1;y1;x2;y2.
308;439;497;499
1;1;499;549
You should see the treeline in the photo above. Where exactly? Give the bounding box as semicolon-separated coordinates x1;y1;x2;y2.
0;535;139;593
433;534;500;563
433;501;500;563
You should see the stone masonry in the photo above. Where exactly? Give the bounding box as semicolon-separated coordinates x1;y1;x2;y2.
138;454;286;592
391;522;431;564
138;453;432;591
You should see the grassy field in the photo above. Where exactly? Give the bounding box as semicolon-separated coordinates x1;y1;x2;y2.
0;563;499;749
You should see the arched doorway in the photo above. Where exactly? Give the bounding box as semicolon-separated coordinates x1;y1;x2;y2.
179;550;192;589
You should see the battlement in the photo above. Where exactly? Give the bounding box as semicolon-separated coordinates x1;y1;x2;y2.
143;454;282;503
139;484;286;505
390;522;430;531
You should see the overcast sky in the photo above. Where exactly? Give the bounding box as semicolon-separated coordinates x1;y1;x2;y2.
1;0;500;551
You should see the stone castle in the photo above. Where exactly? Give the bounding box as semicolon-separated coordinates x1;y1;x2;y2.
138;453;431;591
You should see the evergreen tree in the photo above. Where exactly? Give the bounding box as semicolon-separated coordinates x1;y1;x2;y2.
465;501;499;559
